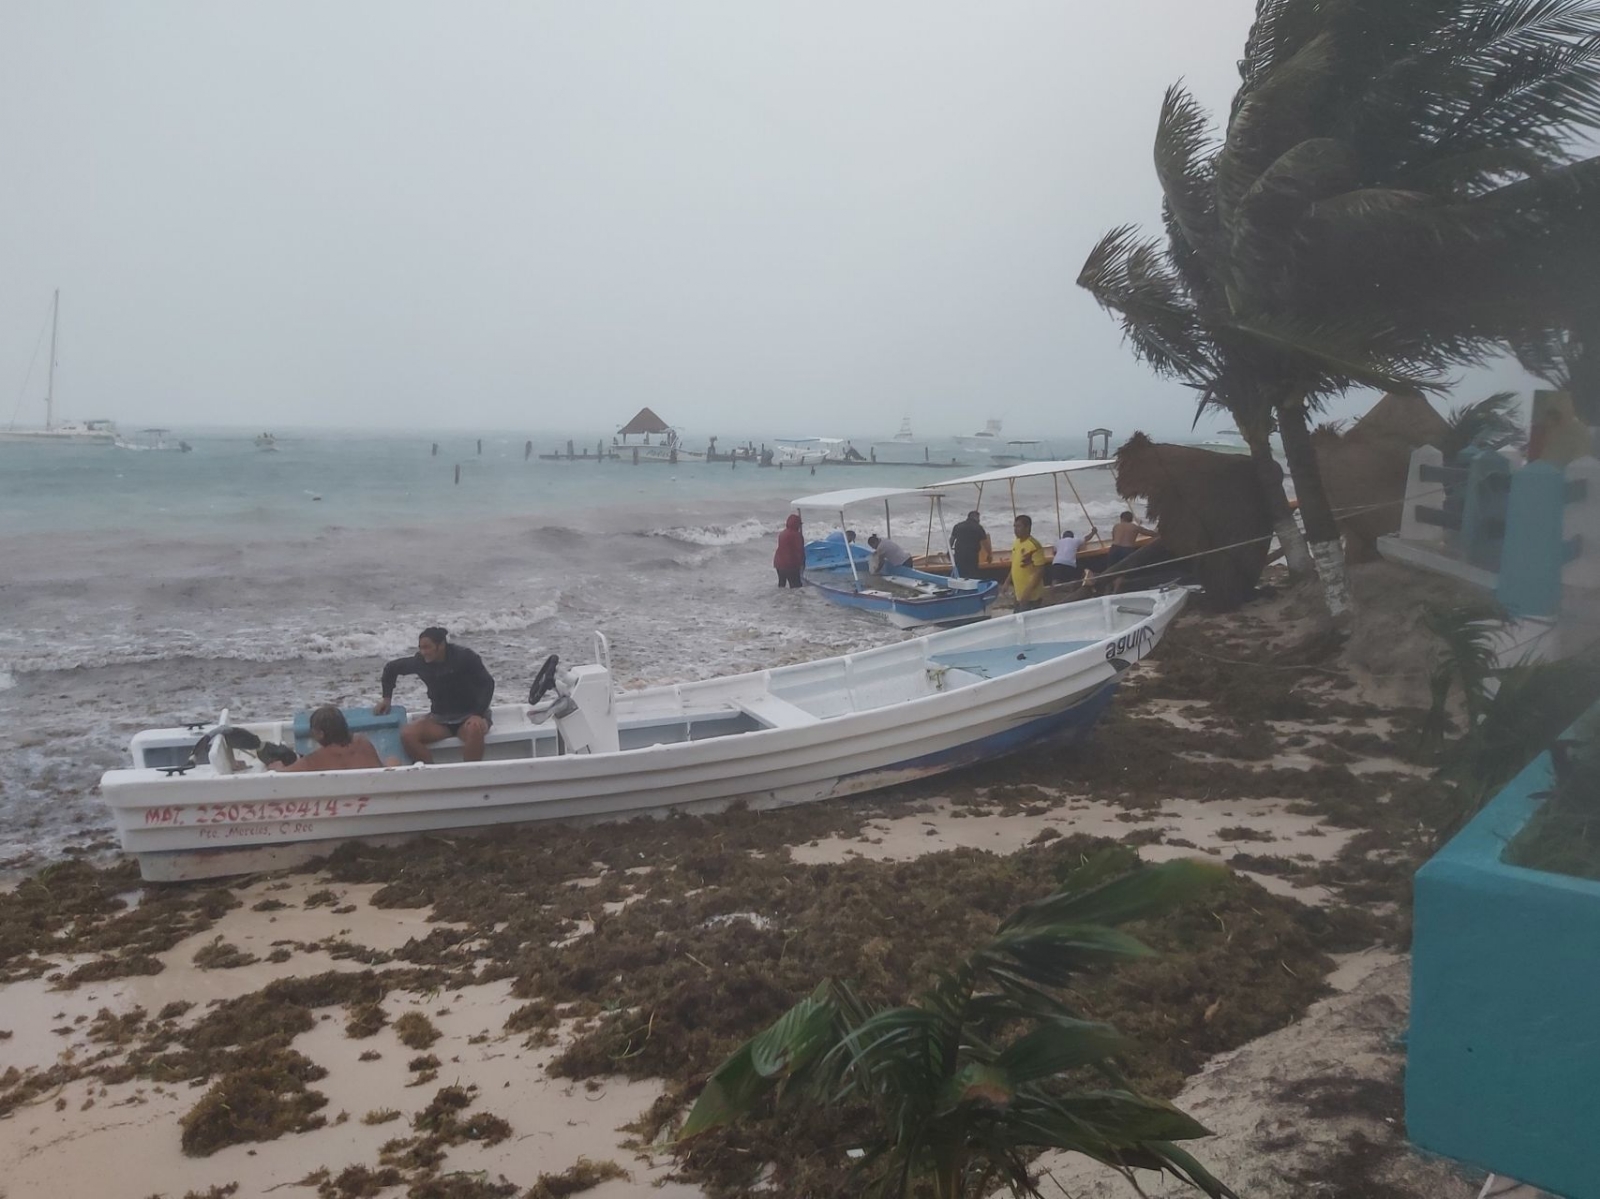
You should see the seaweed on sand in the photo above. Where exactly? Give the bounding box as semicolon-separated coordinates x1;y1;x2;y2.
314;1165;404;1198
394;1011;441;1050
192;937;259;969
0;858;241;986
345;1001;388;1038
372;1085;515;1185
179;1052;330;1156
525;1158;629;1197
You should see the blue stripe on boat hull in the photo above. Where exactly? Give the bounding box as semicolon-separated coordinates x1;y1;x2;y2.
803;567;999;625
836;677;1119;791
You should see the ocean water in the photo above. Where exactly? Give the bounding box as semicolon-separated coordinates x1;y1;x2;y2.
0;430;1132;870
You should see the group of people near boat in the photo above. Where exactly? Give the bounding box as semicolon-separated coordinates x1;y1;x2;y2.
775;506;1155;610
267;626;497;773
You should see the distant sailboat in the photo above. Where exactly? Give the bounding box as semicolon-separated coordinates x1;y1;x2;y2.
1;291;117;444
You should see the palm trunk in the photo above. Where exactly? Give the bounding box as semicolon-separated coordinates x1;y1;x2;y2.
1276;402;1353;621
1240;421;1313;580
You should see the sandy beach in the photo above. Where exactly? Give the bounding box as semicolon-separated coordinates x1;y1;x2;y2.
0;564;1529;1198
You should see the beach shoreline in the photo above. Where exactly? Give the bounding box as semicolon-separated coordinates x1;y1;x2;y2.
0;564;1501;1198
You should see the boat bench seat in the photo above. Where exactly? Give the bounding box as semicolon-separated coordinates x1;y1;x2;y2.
734;692;822;729
927;641;1094;680
293;705;408;762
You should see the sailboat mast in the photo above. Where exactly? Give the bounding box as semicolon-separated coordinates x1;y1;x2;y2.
45;289;59;431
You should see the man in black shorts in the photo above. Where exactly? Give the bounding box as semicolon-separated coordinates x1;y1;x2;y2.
374;626;496;763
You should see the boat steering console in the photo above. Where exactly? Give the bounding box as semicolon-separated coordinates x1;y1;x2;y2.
526;650;620;755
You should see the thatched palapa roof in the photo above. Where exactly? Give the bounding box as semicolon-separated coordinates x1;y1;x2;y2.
1114;432;1272;610
618;407;672;436
1344;392;1449;447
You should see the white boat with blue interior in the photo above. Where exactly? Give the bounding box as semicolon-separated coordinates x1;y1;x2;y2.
100;590;1185;880
794;486;1000;627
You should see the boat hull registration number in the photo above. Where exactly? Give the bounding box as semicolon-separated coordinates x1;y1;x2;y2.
141;797;371;828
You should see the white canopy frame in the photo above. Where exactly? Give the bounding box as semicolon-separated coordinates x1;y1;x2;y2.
924;460;1115;560
792;486;951;589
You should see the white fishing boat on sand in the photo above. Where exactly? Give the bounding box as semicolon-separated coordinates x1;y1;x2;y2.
100;591;1185;881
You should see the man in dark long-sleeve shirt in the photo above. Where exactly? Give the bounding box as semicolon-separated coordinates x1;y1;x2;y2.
374;626;496;763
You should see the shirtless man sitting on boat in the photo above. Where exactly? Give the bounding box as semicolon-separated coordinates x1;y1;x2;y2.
1108;511;1156;567
267;705;384;772
374;626;496;764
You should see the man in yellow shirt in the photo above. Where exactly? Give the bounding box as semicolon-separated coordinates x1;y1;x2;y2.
1009;514;1048;611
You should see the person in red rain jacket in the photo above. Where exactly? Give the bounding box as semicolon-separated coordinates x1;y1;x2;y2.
773;513;805;588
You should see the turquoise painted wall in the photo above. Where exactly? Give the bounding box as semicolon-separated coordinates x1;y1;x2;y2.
1408;720;1600;1199
1497;460;1570;618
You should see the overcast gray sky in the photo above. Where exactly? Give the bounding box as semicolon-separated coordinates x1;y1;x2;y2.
1;2;1537;439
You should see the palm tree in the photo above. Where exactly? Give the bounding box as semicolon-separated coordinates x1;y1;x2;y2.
679;854;1234;1199
1083;0;1600;620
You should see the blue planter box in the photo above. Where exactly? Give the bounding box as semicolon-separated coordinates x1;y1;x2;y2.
1407;718;1600;1199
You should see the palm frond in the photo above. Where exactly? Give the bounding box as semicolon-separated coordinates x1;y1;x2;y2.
1224;312;1444;395
1442;391;1524;457
1155;84;1221;260
679;857;1232;1197
1077;227;1215;383
1217;29;1339;227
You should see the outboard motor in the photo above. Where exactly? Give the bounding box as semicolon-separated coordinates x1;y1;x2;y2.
528;654;620;755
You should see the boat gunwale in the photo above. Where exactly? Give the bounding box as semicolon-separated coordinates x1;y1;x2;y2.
100;592;1180;801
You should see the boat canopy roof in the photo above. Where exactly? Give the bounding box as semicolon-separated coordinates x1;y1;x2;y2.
792;485;943;510
925;459;1113;488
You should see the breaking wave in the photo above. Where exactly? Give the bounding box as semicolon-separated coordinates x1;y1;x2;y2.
0;602;560;677
646;519;772;547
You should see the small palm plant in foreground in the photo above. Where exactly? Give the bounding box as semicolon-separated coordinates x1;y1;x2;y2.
679;852;1235;1199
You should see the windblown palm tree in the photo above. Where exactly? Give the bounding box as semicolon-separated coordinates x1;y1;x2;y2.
1081;0;1600;619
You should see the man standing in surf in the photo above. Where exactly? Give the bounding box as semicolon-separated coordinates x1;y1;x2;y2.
374;627;496;763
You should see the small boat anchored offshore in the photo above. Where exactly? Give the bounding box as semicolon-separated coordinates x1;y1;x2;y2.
115;428;192;452
100;591;1185;880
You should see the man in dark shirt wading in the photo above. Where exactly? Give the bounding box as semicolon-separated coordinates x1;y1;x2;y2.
374;626;496;764
949;510;991;579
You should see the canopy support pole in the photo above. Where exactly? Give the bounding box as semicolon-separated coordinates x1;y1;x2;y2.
1064;471;1099;544
935;498;954;578
841;508;862;590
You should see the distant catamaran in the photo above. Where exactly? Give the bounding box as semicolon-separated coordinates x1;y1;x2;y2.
1;290;117;444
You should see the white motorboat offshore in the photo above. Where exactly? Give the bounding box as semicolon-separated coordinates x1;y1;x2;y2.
255;432;279;451
955;419;1004;454
1;290;118;444
1197;428;1249;454
115;428;192;452
100;590;1186;881
773;436;844;466
990;439;1055;466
